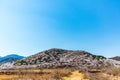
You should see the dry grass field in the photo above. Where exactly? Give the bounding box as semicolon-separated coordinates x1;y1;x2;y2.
0;69;72;80
0;68;120;80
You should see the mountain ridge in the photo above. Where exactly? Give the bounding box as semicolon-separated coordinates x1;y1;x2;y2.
0;54;24;64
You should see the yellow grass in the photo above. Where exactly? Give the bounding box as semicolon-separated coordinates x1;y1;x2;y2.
0;69;72;80
63;71;89;80
0;68;119;80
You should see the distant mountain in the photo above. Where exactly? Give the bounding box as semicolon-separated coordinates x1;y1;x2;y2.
0;54;24;64
110;56;120;61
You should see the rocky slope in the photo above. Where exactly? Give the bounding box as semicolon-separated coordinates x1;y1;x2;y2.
14;48;115;69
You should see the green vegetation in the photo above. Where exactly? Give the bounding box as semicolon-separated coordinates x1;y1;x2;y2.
87;52;106;60
15;60;28;65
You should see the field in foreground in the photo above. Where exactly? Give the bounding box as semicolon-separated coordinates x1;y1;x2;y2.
0;68;120;80
0;69;72;80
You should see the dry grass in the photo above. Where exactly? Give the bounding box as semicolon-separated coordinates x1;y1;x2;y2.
84;72;109;80
84;67;120;80
0;68;120;80
0;69;71;80
104;67;120;76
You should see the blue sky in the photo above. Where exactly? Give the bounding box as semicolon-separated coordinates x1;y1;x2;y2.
0;0;120;57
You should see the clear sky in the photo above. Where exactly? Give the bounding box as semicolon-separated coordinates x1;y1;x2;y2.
0;0;120;57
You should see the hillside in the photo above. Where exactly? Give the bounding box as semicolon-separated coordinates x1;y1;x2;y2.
110;56;120;61
14;48;112;69
0;54;24;64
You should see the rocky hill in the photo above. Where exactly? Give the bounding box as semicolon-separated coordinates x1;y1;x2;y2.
0;48;120;70
14;48;112;69
110;56;120;61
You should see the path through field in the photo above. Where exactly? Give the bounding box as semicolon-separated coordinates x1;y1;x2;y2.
63;71;89;80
